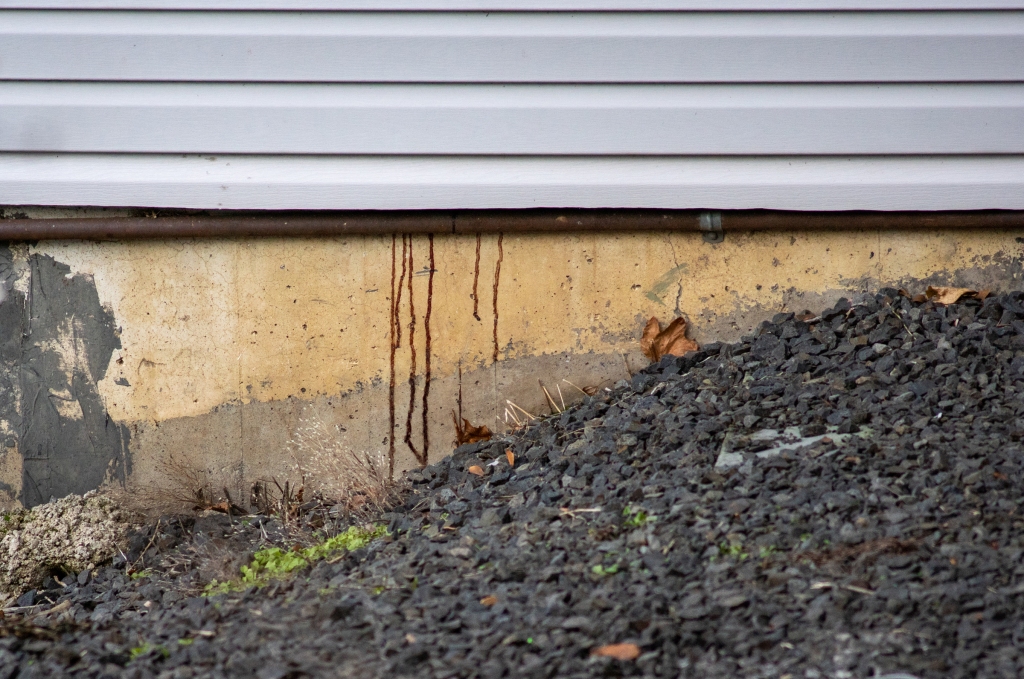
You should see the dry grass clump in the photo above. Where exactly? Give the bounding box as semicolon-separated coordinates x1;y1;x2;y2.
107;454;242;519
106;415;395;525
288;415;397;515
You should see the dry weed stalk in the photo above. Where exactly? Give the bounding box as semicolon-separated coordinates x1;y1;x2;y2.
107;454;233;518
540;381;563;415
562;379;600;397
799;537;919;567
502;400;535;429
288;415;395;515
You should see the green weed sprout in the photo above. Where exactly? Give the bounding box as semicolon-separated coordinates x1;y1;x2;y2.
591;563;620;576
129;643;169;661
718;542;749;561
203;524;387;596
623;505;655;528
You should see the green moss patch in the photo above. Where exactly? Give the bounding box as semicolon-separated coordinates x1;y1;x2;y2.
205;524;387;596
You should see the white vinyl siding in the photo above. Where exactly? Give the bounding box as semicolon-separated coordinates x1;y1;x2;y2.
4;2;1024;9
4;154;1022;211
3;11;1023;83
0;4;1022;210
5;83;1024;155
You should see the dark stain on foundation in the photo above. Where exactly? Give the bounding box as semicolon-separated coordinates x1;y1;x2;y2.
0;248;130;507
403;236;423;465
387;234;398;479
395;235;407;348
421;234;435;465
492;232;504;363
472;233;482;321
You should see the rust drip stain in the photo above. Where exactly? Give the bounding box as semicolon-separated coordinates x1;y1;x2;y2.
387;233;397;478
421;233;435;465
395;234;408;348
404;235;423;465
492;232;504;363
472;232;482;321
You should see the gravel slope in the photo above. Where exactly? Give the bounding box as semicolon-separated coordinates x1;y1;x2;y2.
4;289;1024;679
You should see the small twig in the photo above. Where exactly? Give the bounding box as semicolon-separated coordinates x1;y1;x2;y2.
886;307;915;339
503;408;522;427
222;487;234;525
562;379;589;396
541;383;561;414
128;518;162;574
505;400;536;421
559;507;602;519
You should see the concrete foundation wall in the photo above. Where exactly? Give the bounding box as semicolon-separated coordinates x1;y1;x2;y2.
0;227;1020;508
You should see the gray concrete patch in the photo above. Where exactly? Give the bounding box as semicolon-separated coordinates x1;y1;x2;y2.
0;248;130;507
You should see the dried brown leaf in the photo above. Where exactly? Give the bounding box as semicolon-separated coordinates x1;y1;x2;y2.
506;449;515;466
641;316;699;362
207;500;246;515
925;286;976;305
591;643;641;661
479;595;498;606
468;465;484;477
977;288;992;300
452;411;493;446
640;317;661;361
657;317;700;359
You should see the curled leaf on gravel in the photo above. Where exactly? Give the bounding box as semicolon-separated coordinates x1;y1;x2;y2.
453;412;492;445
467;465;485;476
591;643;641;661
924;286;978;305
479;595;498;606
506;449;515;466
641;316;699;362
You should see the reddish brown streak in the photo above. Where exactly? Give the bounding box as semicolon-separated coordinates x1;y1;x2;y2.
387;234;397;479
395;234;407;348
472;232;482;321
492;232;504;363
421;234;435;465
404;235;423;465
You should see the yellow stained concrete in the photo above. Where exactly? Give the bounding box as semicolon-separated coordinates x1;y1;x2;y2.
18;227;1022;501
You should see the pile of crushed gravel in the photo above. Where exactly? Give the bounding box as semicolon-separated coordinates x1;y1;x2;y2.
4;288;1024;679
0;492;132;606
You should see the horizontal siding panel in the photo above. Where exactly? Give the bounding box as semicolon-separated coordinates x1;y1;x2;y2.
2;154;1023;211
4;11;1024;82
4;2;1024;9
3;83;1022;155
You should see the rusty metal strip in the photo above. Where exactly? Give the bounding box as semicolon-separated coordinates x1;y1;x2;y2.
0;210;1022;240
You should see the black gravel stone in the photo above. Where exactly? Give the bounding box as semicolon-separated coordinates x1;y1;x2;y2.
7;290;1024;678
